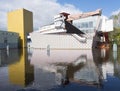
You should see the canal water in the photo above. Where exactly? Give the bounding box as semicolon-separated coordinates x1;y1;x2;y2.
0;48;120;91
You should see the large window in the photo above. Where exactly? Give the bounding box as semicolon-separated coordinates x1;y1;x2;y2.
74;21;94;33
74;21;93;28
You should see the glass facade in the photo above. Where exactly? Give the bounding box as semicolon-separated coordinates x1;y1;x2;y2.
73;16;99;33
77;21;93;28
74;21;94;33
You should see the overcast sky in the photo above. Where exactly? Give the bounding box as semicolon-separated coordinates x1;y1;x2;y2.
0;0;120;31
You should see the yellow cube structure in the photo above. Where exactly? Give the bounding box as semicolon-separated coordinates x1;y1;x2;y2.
7;8;33;48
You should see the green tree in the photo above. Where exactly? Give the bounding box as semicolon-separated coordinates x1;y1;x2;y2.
109;27;120;46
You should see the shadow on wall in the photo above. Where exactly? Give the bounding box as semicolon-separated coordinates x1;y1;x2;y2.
18;37;23;48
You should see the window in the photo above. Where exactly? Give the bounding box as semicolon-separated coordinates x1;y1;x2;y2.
89;21;93;28
74;21;93;29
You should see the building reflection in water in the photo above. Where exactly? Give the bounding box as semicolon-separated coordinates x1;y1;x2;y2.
29;48;120;90
30;50;94;90
1;47;120;91
8;48;34;87
30;49;113;90
0;49;21;67
0;49;24;91
0;49;34;88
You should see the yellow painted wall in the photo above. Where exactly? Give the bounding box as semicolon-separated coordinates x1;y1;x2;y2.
7;8;33;47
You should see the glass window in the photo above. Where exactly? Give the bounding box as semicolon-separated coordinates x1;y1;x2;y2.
74;21;93;29
89;21;93;28
86;23;88;28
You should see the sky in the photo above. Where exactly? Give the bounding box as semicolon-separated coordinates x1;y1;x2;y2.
0;0;120;30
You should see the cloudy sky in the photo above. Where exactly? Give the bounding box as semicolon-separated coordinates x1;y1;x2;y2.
0;0;120;31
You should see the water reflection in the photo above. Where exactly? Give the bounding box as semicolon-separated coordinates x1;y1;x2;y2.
0;48;120;91
28;48;120;91
8;49;34;87
0;49;21;67
28;49;110;90
113;51;117;61
29;50;96;90
0;49;34;91
113;49;120;79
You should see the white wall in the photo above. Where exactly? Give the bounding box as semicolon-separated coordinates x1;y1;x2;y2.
30;33;93;49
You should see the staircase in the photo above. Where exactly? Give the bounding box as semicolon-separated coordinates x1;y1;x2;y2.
72;34;87;43
65;21;90;43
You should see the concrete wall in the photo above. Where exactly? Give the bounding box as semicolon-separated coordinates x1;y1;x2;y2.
0;31;19;49
30;33;93;49
7;8;33;48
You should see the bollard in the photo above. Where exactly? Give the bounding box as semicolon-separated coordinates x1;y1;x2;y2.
47;45;50;56
113;43;117;52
